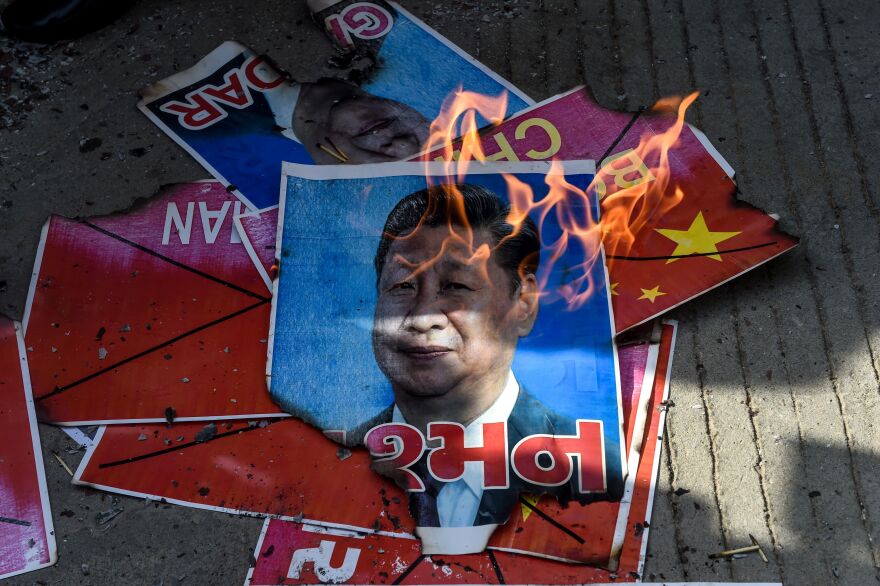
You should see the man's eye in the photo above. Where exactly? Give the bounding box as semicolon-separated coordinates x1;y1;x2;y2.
443;282;473;292
389;281;415;292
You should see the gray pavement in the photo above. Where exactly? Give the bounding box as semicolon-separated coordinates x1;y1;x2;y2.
1;0;878;584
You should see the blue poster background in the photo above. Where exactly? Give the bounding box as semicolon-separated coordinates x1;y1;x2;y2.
270;168;622;484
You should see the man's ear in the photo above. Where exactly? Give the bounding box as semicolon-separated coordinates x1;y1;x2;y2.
515;273;540;337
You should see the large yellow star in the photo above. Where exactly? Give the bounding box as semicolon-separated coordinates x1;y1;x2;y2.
610;282;619;296
655;212;741;264
638;285;667;303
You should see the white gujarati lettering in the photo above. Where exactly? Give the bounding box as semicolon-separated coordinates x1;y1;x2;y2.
288;540;361;584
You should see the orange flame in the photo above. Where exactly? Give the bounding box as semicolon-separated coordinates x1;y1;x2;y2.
598;92;698;267
401;87;699;312
427;88;509;170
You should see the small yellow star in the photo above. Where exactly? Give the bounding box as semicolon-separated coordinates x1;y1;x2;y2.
655;211;741;264
610;282;619;296
638;285;667;303
520;493;541;522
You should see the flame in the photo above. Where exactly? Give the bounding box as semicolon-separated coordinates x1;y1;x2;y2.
427;88;509;168
598;92;698;268
399;87;699;311
501;163;603;309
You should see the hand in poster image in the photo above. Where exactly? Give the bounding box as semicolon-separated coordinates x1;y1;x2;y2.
138;3;530;210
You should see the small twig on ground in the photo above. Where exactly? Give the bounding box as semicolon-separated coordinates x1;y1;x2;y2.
52;451;74;477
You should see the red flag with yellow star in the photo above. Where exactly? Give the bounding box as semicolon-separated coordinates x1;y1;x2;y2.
597;100;798;329
424;87;798;332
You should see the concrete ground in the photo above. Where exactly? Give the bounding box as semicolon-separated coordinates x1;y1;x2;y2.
1;0;878;584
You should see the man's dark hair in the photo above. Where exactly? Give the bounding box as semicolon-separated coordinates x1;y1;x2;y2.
374;183;540;294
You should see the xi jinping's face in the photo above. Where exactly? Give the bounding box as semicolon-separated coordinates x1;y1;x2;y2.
372;225;537;402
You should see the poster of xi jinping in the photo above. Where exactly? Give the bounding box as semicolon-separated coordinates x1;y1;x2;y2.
267;160;625;554
137;0;531;210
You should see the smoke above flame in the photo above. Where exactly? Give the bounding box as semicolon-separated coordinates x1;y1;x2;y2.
400;87;699;312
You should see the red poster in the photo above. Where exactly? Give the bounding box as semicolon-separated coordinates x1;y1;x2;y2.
0;317;57;579
23;182;284;425
74;417;411;535
245;321;677;583
247;522;422;585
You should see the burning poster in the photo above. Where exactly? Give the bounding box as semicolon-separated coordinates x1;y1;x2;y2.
228;83;794;334
23;181;284;425
244;321;678;584
137;2;531;210
421;87;798;332
0;317;57;579
268;160;623;554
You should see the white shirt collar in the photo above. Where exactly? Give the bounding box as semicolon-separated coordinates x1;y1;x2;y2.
392;370;520;496
460;369;519;432
263;80;302;143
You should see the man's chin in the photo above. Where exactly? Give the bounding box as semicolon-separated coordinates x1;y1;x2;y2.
393;378;458;400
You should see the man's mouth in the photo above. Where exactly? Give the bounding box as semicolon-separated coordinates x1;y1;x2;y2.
399;345;452;361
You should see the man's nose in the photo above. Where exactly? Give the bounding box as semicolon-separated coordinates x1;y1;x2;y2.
402;292;449;333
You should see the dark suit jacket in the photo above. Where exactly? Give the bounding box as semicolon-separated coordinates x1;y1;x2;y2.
349;387;624;527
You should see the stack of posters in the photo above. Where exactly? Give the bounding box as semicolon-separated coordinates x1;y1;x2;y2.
11;0;799;582
138;24;797;334
73;319;675;577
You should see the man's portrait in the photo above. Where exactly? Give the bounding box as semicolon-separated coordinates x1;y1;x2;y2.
290;77;430;164
347;184;623;540
141;26;531;209
268;163;624;548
